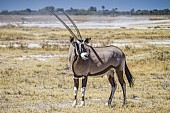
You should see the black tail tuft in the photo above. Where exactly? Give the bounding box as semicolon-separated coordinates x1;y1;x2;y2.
125;61;134;87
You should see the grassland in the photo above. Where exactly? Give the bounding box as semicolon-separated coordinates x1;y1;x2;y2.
0;25;170;113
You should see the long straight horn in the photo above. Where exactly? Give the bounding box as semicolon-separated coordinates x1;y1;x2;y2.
47;8;78;40
62;11;82;39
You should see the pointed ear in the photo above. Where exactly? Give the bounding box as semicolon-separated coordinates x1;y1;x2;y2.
84;38;91;44
70;36;74;43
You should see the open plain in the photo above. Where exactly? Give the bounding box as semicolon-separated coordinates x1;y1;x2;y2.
0;15;170;113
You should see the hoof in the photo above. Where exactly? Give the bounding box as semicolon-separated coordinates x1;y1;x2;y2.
105;102;111;107
72;100;77;107
105;100;112;107
122;100;127;106
79;101;85;106
122;103;127;107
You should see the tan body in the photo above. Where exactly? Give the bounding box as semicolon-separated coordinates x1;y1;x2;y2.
69;45;125;77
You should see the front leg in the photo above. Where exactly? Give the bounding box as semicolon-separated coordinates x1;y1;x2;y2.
80;76;88;106
72;77;79;107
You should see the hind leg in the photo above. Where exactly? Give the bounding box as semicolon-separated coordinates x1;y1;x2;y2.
106;70;117;106
116;70;126;105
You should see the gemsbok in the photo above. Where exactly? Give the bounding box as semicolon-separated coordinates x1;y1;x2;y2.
48;9;134;107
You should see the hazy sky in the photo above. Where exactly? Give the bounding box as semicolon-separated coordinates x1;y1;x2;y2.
0;0;170;11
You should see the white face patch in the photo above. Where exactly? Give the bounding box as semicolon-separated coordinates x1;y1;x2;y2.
81;52;89;60
76;40;89;60
81;87;86;96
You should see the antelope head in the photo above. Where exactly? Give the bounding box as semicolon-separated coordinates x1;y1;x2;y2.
70;37;91;60
48;8;91;60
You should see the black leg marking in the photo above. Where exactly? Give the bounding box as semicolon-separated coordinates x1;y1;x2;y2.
72;77;79;106
80;76;88;106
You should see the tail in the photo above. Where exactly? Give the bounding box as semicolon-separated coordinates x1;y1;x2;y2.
125;61;134;87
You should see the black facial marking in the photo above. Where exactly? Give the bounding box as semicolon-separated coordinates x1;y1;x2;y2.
71;39;89;57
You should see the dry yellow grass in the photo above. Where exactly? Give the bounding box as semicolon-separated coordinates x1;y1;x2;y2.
0;26;170;113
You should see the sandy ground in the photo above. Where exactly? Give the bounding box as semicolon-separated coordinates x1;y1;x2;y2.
0;15;170;112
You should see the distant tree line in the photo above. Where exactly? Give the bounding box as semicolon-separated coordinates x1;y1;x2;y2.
0;6;170;15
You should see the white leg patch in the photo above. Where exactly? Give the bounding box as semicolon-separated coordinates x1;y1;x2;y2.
72;100;77;107
80;101;85;106
81;87;86;96
74;87;78;96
